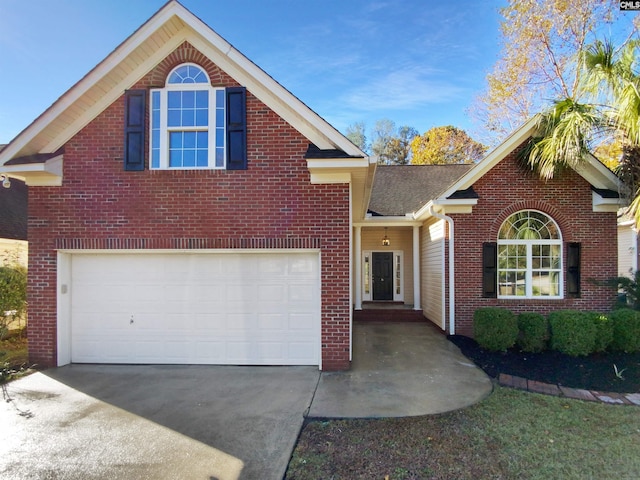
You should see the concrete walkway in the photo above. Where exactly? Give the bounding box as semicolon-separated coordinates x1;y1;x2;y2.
309;321;493;418
0;322;491;480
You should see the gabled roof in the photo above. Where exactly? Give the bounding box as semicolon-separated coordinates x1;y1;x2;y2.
0;1;366;179
368;164;473;216
413;116;622;220
0;179;27;241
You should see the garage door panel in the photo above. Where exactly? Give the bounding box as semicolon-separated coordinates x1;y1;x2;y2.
69;252;320;365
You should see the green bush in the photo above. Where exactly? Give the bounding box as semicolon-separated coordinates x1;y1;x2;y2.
0;264;27;340
586;312;613;353
516;312;548;352
609;309;640;353
548;310;596;356
473;307;518;352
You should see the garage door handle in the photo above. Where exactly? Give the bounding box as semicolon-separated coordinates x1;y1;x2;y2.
130;316;134;324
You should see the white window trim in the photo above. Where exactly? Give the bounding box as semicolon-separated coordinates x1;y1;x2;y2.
362;250;404;302
150;63;225;170
497;210;563;300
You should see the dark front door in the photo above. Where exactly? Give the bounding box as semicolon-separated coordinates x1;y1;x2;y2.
372;252;393;301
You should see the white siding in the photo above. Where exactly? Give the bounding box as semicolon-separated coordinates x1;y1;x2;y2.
421;219;445;329
618;224;638;277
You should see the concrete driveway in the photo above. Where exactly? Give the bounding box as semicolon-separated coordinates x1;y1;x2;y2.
1;365;320;480
0;323;491;480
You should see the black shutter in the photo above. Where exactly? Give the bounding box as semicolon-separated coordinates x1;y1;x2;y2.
226;87;247;170
567;242;581;298
123;89;146;171
482;242;498;298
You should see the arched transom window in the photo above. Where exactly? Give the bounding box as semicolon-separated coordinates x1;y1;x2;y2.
497;210;562;298
150;63;226;169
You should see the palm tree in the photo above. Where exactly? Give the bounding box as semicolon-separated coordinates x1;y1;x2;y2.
525;39;640;222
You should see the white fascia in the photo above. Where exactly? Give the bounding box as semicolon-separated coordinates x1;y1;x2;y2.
0;155;63;186
592;190;623;212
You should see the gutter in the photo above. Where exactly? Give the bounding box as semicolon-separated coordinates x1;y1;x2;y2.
428;205;455;335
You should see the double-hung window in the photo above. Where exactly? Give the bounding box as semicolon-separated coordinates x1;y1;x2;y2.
497;210;563;298
145;63;246;171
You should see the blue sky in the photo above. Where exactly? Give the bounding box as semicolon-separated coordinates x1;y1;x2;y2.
0;0;506;144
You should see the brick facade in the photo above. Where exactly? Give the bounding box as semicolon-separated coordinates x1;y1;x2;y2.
27;43;351;370
447;145;618;337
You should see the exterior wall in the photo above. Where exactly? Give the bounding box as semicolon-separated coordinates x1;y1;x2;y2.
420;218;445;329
617;223;638;277
359;227;413;304
448;147;618;337
27;42;351;370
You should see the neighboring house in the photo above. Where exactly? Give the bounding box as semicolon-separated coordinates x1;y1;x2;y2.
617;211;638;278
0;146;28;268
0;2;622;370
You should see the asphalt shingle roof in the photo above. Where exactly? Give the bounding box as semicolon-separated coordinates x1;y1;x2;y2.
368;164;474;216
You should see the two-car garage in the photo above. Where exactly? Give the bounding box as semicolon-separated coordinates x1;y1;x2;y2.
57;251;321;367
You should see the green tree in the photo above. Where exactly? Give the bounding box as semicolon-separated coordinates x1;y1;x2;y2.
410;126;487;165
472;0;631;142
345;121;367;152
368;119;418;165
526;39;640;221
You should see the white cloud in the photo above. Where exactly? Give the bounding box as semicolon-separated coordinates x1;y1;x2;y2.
340;65;468;112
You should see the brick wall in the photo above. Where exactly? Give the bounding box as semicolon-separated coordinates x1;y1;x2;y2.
447;145;618;337
28;42;351;370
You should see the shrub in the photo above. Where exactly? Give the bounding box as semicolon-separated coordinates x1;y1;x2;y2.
516;312;548;352
0;264;27;340
473;307;518;352
548;310;596;356
609;309;640;353
586;312;613;353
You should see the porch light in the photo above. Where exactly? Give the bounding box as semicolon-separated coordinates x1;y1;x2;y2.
382;228;390;246
0;175;10;189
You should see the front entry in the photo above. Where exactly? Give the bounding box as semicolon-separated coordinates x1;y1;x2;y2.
372;252;393;300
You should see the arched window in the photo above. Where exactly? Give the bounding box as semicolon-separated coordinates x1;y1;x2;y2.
150;63;226;169
497;210;562;298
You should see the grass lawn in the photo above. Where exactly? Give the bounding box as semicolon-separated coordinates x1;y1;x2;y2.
286;386;640;479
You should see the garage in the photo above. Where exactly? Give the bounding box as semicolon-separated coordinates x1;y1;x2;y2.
61;251;320;366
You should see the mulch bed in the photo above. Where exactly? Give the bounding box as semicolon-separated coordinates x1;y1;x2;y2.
449;335;640;393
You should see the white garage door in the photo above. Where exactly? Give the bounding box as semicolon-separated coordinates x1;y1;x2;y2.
69;252;320;365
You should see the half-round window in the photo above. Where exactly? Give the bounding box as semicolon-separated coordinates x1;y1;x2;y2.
497;210;562;298
167;64;209;85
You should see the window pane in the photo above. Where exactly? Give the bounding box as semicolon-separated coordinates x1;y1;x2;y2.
169;150;182;167
216;89;224;106
196;90;208;108
183;132;196;148
183;150;196;167
182;109;195;127
197;131;208;148
215;147;224;168
168;110;181;127
196;150;208;167
152;149;159;169
196;109;208;126
182;91;195;108
216;128;224;147
170;131;182;148
168;91;181;108
216;107;224;126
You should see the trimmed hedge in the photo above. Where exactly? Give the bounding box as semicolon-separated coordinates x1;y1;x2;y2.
516;312;548;352
587;312;613;353
473;307;518;352
548;310;596;356
609;309;640;353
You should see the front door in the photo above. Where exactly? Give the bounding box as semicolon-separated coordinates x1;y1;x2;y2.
372;252;393;301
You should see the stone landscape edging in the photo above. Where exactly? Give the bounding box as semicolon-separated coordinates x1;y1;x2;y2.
498;373;640;406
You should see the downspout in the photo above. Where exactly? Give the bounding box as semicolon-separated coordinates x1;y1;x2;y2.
428;205;455;335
